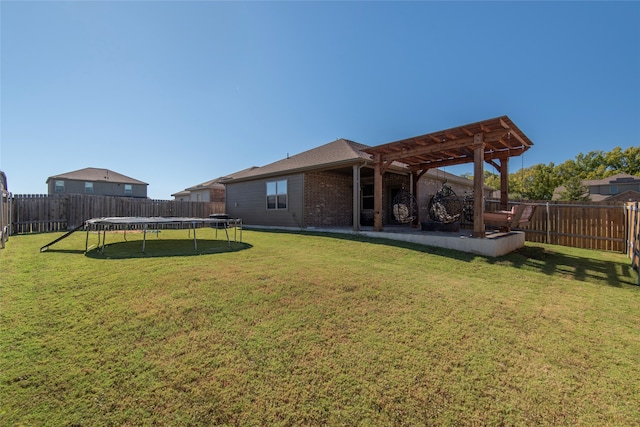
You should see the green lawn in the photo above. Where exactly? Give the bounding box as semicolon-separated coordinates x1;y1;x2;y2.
1;228;639;426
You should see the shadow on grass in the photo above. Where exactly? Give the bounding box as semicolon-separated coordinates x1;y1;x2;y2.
496;245;638;288
256;228;638;288
84;239;252;259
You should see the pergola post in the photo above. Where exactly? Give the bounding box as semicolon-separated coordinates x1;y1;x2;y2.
500;158;509;210
473;134;485;238
411;171;420;226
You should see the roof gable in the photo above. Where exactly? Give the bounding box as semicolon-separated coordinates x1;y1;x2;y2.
582;173;640;186
185;178;225;192
224;139;374;181
46;168;148;185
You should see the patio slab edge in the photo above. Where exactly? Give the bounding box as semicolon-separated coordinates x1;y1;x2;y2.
246;225;525;257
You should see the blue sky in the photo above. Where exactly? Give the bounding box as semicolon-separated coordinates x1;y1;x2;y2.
1;1;639;199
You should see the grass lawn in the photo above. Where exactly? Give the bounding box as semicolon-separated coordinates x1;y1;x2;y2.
1;228;639;426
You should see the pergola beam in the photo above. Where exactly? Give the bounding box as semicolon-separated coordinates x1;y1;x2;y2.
407;145;528;172
375;129;510;163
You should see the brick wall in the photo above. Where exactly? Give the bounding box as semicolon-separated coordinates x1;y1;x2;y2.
304;171;353;227
209;188;226;203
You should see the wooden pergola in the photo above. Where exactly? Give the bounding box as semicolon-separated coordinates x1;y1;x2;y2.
362;116;533;238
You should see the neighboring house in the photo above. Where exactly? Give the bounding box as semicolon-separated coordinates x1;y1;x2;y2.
172;167;259;202
553;173;640;202
171;178;226;202
221;138;481;229
46;168;148;198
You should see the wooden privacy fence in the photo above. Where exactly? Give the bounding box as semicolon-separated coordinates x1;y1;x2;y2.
10;194;225;235
486;201;627;253
627;202;640;278
1;183;9;249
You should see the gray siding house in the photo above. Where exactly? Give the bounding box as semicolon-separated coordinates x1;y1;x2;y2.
171;178;226;202
583;173;640;202
553;173;640;202
221;139;478;229
46;168;148;198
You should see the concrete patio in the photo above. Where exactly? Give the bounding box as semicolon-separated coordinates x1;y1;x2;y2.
248;224;526;257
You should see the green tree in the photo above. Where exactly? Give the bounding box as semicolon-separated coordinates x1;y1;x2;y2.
605;146;640;175
456;146;638;201
483;171;500;190
510;163;560;200
558;177;590;201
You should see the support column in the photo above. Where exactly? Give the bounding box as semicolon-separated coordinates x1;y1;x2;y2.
500;158;509;211
411;171;420;226
373;156;383;231
473;134;485;238
352;164;360;231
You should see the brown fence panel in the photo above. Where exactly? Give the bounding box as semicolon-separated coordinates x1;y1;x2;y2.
11;194;68;234
627;202;639;275
486;200;627;252
11;194;224;235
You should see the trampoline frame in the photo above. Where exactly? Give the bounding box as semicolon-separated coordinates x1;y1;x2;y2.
84;216;242;254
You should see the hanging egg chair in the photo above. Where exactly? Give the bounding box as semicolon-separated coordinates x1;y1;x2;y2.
428;183;463;224
392;188;418;224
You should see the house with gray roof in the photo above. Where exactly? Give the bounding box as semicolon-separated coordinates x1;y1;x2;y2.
46;168;148;198
221;138;479;229
171;178;226;202
172;167;259;202
553;173;640;202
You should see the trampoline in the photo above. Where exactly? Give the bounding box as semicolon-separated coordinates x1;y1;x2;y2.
84;216;242;254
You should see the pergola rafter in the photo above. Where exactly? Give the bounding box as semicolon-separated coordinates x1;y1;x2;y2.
362;116;533;238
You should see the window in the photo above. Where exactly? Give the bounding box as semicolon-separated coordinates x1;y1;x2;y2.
266;180;287;209
362;184;374;210
55;180;64;193
84;182;94;193
124;184;132;196
610;185;618;195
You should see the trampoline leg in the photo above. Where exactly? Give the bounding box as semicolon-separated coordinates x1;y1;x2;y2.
101;228;106;254
142;225;147;252
193;222;197;250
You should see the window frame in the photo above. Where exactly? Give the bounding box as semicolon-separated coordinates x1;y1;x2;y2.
124;184;133;196
361;184;374;210
266;179;288;210
84;182;94;194
54;180;65;193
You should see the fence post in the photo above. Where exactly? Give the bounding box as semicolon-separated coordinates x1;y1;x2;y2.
630;202;639;285
545;202;550;244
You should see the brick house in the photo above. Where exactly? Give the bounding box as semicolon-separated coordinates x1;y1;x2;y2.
46;168;148;198
221;138;478;229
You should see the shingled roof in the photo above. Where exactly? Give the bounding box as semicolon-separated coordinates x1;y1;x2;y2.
46;168;148;185
222;139;377;182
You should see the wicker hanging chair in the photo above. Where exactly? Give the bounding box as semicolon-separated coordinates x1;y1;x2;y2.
428;183;463;224
392;188;418;224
